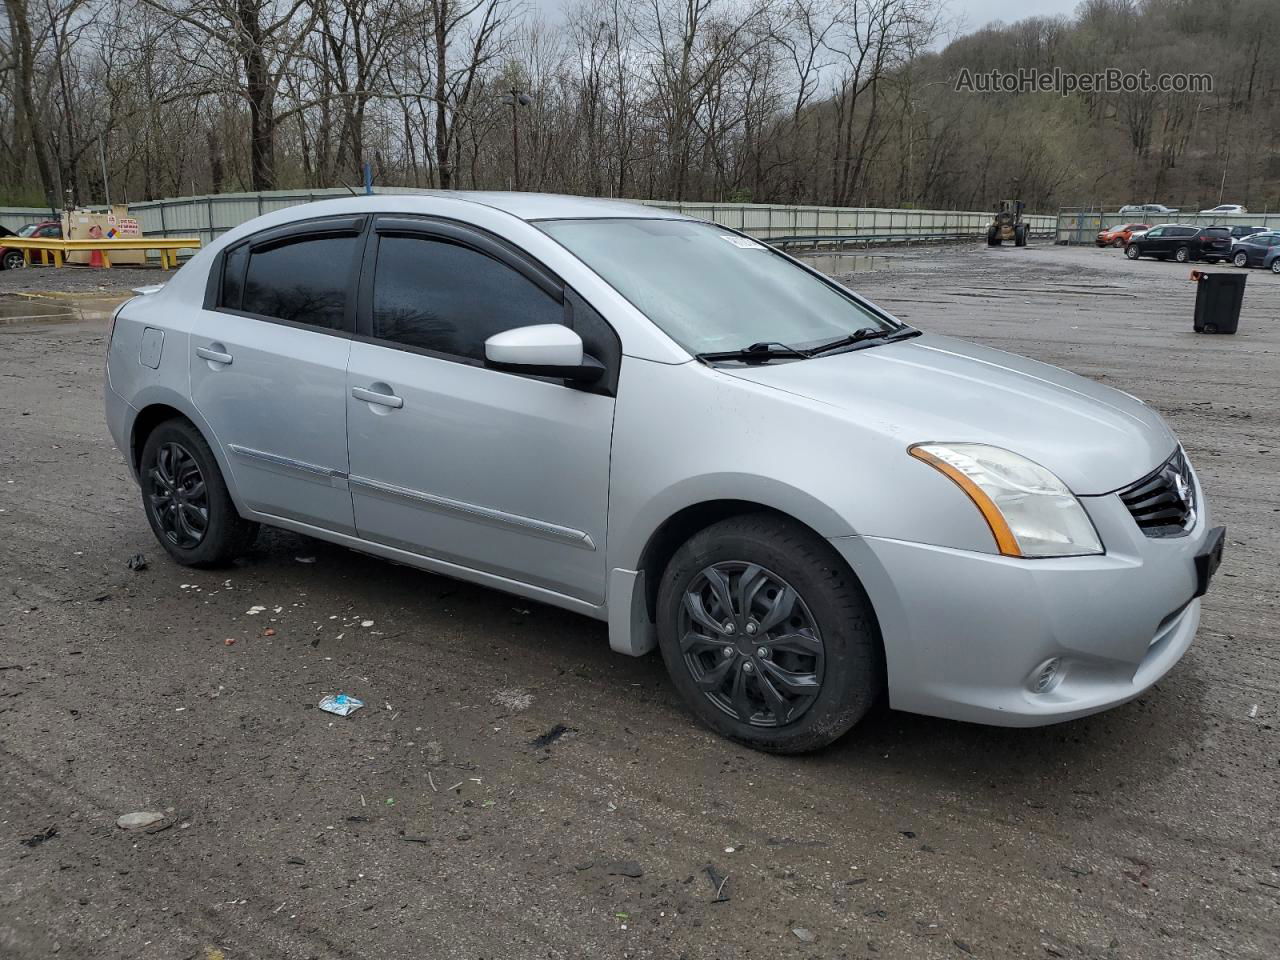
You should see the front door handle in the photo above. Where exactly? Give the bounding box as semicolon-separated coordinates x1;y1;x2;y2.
196;345;233;365
352;385;404;409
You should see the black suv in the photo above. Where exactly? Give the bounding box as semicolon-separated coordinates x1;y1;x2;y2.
1125;225;1232;263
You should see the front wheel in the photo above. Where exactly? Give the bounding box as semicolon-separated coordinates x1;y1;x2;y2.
656;515;882;753
1;249;24;271
140;418;258;567
1234;252;1249;268
1175;246;1191;263
1125;244;1141;260
1111;237;1125;248
1271;259;1280;275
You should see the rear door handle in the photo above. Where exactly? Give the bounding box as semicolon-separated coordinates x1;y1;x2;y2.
352;385;404;409
196;345;233;365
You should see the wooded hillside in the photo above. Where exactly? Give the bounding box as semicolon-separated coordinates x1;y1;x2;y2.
1;0;1276;212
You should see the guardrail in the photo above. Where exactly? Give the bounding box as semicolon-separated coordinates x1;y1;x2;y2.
1;191;1057;247
2;236;202;269
3;192;1062;253
766;226;1056;249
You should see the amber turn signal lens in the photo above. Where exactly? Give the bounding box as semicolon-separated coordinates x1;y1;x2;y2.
909;446;1022;557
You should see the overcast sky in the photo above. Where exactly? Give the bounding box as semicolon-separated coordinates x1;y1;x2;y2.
945;0;1084;36
528;1;1087;38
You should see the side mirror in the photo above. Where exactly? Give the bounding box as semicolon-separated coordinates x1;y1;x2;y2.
484;324;604;383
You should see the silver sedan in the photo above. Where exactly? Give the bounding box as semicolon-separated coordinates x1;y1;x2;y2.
104;193;1224;752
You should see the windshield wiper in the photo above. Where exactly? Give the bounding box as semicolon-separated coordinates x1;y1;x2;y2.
808;326;919;355
696;340;811;364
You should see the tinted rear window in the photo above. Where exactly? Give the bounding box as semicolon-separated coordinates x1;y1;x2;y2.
241;234;360;330
1204;228;1230;237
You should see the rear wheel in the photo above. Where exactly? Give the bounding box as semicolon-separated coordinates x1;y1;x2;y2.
1;249;24;271
1271;259;1280;275
986;227;1000;247
1013;224;1028;247
1175;246;1191;263
1233;251;1249;268
140;419;258;567
656;514;882;754
1125;244;1141;260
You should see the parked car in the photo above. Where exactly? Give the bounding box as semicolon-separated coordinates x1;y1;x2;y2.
1227;225;1267;246
1096;223;1151;247
1119;203;1178;216
1125;224;1232;263
0;219;62;270
104;194;1224;753
1230;231;1280;270
1200;204;1248;215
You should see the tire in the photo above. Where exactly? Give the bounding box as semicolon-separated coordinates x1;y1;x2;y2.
1014;224;1028;247
1111;238;1125;248
1271;259;1280;275
139;418;258;567
986;228;999;247
1125;244;1141;260
1;249;24;271
1175;246;1190;263
1234;252;1249;268
655;514;882;754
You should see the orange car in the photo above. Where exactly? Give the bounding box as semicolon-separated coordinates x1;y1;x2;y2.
1096;223;1150;247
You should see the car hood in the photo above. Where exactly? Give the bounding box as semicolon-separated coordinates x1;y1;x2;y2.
721;333;1176;495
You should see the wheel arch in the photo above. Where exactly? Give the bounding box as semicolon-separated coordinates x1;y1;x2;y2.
126;392;247;515
632;499;874;631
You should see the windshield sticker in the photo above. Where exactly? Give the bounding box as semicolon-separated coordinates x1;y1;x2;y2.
720;235;765;250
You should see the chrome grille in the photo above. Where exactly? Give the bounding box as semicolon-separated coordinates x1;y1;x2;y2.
1118;449;1196;537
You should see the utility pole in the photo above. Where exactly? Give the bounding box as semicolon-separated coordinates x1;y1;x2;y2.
99;135;111;207
501;88;532;191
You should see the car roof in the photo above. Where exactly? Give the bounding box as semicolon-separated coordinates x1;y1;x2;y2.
384;191;677;222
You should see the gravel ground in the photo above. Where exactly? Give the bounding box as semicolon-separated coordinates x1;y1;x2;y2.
1;243;1277;960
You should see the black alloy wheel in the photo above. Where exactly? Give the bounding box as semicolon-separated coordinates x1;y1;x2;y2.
147;441;209;549
679;561;824;727
139;417;258;566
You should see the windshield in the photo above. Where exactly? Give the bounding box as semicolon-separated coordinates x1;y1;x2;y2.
537;218;898;356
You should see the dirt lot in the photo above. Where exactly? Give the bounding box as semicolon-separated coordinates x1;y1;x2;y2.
1;245;1277;960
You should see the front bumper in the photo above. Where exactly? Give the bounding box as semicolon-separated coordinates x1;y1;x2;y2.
831;471;1216;727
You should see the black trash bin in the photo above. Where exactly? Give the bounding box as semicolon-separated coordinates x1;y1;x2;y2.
1192;271;1246;334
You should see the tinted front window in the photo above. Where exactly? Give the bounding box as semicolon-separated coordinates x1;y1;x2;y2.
17;224;38;237
538;218;894;356
242;234;359;330
372;236;563;359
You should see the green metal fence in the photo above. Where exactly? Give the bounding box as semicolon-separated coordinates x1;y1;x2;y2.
3;192;1057;247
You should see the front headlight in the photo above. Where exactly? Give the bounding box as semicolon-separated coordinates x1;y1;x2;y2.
909;443;1103;558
